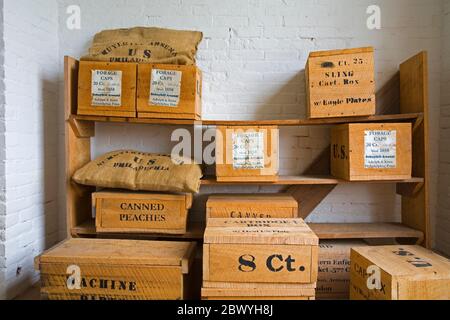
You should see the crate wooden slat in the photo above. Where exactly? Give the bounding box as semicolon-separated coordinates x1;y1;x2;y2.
202;286;316;300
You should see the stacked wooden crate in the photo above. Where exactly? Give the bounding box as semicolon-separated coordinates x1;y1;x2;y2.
215;126;280;182
350;245;450;300
206;194;298;220
201;218;319;300
316;240;367;300
93;192;193;234
77;60;202;120
35;239;197;300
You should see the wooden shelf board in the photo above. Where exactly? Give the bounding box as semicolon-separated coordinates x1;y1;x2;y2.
71;113;422;127
72;221;423;242
72;219;205;240
201;175;424;185
309;223;424;241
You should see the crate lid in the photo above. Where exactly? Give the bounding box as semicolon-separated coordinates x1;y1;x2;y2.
308;46;374;58
35;238;196;274
204;218;318;245
352;245;450;280
207;194;297;208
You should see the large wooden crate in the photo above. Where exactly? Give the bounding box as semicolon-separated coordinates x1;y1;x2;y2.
306;47;375;119
78;61;137;117
202;286;316;300
137;64;202;120
93;191;193;234
317;240;367;300
215;126;279;182
331;123;412;181
35;238;197;300
203;218;318;286
350;245;450;300
206;194;298;220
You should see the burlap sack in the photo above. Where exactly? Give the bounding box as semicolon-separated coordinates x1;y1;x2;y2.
82;27;203;65
72;150;202;193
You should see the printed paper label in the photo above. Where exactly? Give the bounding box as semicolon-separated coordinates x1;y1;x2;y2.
91;70;122;106
232;132;265;169
364;130;397;169
149;69;182;107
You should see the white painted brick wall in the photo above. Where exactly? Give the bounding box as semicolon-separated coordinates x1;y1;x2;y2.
56;0;442;231
0;0;59;299
0;0;5;299
437;0;450;256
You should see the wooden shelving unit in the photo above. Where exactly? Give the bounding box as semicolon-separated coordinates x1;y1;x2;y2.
65;51;430;247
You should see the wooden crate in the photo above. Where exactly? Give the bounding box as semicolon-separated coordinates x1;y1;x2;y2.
78;61;137;117
306;47;375;119
206;194;298;220
216;126;279;182
202;286;315;300
317;240;367;300
93;191;193;234
35;238;196;300
137;64;201;120
331;123;412;181
203;218;318;286
350;245;450;300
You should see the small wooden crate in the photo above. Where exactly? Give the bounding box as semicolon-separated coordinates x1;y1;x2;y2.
203;218;318;286
35;238;196;300
93;192;193;234
78;61;137;117
202;285;316;300
137;64;202;120
206;194;298;220
306;47;375;118
317;240;367;300
350;245;450;300
331;123;412;181
215;126;279;182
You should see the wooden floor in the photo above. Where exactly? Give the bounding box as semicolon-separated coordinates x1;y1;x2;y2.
14;282;40;300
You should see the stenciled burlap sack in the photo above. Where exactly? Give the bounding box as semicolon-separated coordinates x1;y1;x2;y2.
72;150;202;193
81;27;203;65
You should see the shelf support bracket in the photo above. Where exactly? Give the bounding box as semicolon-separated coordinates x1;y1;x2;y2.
69;117;95;138
286;147;335;219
